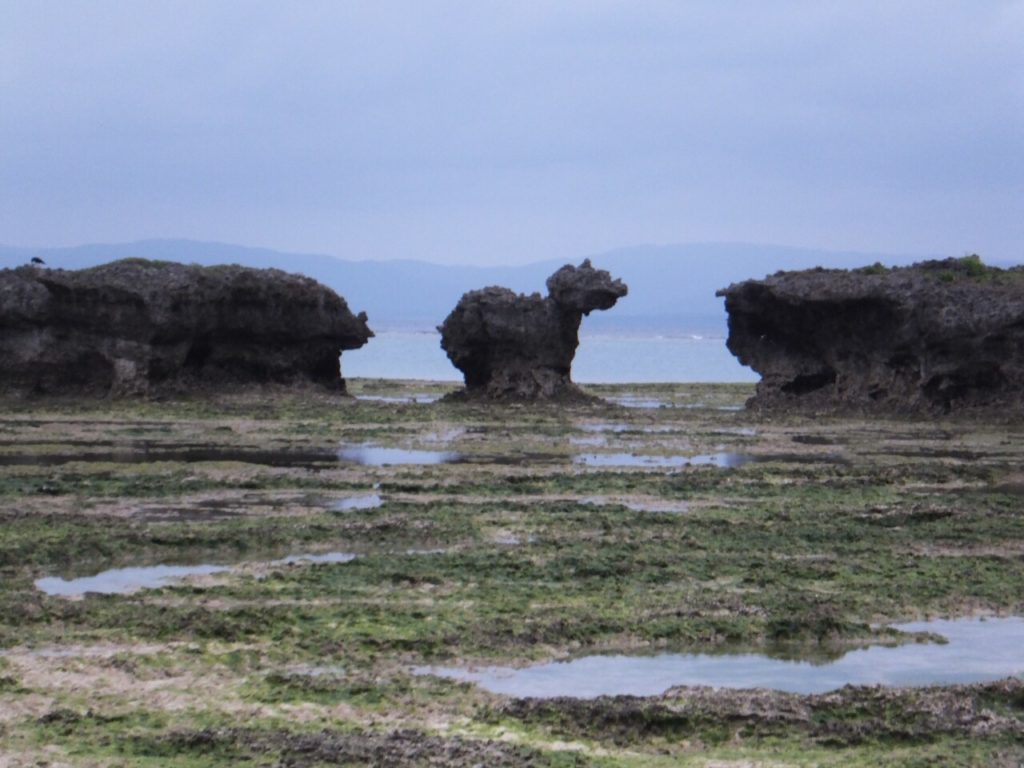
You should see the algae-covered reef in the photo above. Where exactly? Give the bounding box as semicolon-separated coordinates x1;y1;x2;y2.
718;256;1024;415
0;382;1022;766
0;259;373;396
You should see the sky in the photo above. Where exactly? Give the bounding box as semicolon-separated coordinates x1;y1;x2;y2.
1;1;1022;266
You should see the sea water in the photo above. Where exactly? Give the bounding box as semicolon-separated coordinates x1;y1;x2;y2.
343;331;757;384
416;617;1024;697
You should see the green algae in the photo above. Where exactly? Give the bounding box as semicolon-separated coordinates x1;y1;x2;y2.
1;382;1023;766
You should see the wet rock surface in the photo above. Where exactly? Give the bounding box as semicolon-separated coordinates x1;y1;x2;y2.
717;257;1024;414
0;259;372;396
439;259;627;400
5;385;1024;765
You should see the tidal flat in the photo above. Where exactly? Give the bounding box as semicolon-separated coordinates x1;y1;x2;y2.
1;380;1022;767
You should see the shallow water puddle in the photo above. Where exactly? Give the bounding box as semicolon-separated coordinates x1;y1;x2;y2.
574;452;846;468
337;445;461;465
569;435;606;447
493;533;536;546
578;423;680;435
574;452;757;468
34;543;463;595
356;394;440;404
270;551;357;565
416;618;1024;697
607;396;670;409
579;423;632;433
35;564;231;597
336;444;565;466
36;551;358;596
605;396;744;411
623;501;690;513
331;494;384;511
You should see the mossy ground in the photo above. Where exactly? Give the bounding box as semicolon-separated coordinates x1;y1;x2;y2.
1;380;1022;766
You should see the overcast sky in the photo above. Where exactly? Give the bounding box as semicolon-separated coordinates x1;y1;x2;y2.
2;1;1021;265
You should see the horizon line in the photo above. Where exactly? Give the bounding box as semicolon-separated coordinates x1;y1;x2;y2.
0;236;972;269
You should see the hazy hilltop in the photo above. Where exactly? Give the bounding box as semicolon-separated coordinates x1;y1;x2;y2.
0;240;959;334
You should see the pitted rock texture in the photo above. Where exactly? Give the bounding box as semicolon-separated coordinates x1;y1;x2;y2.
439;260;627;400
0;259;372;396
500;677;1024;746
717;257;1024;414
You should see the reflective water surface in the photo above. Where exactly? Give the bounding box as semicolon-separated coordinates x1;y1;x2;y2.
37;551;358;596
570;435;607;447
337;445;461;465
606;396;669;409
578;423;632;433
271;552;357;565
331;494;384;511
574;452;757;468
415;618;1024;697
35;564;230;597
356;394;440;404
574;452;845;468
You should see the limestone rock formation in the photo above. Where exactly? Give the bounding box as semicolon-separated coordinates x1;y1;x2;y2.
439;260;627;400
0;259;373;396
717;257;1024;414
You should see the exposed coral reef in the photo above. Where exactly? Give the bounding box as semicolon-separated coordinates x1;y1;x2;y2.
717;257;1024;414
0;259;372;396
439;259;627;400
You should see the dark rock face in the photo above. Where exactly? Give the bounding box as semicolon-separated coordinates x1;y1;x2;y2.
439;260;627;400
0;259;372;396
717;257;1024;414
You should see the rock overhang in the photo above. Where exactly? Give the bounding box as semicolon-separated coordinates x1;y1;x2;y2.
717;257;1024;414
0;259;372;396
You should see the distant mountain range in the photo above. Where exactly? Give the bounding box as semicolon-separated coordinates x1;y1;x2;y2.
0;239;990;335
